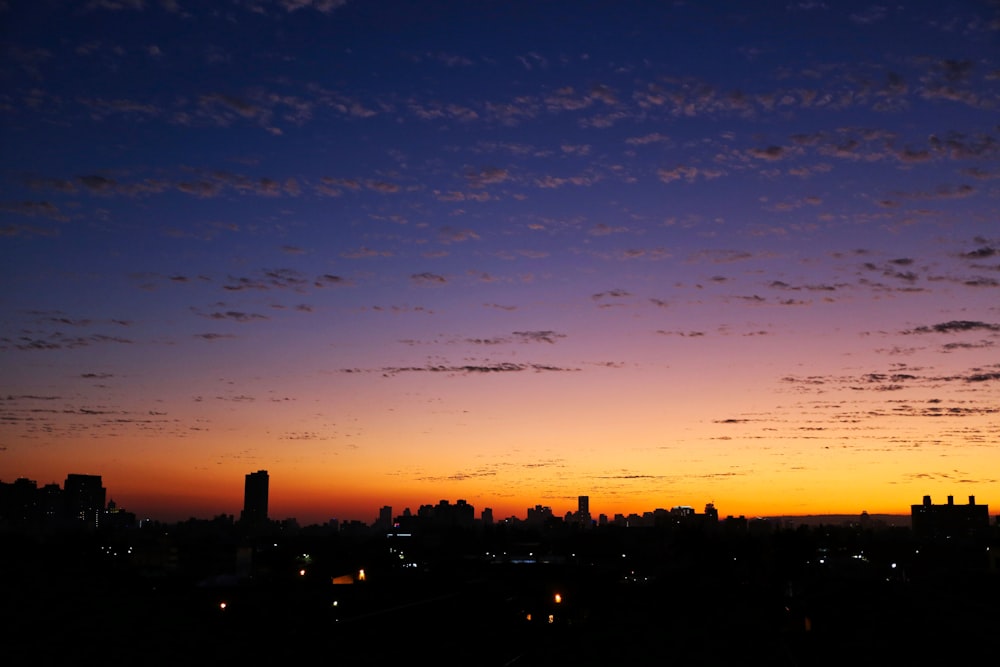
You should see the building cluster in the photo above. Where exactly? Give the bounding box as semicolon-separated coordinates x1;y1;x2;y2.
0;473;135;531
370;496;749;537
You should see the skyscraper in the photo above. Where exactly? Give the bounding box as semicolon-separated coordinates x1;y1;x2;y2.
376;505;393;532
241;470;269;527
64;474;106;528
575;495;592;526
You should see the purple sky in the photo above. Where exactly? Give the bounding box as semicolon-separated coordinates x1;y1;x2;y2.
1;0;998;524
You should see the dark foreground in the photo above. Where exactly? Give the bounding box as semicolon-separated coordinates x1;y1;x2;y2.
3;524;997;666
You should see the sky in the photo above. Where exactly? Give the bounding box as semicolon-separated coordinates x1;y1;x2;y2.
1;0;998;526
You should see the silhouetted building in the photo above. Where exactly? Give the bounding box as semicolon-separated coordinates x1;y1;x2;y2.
39;483;63;525
911;494;989;540
0;478;40;527
375;505;393;532
574;495;592;526
417;499;475;528
64;474;106;528
526;504;554;527
241;470;269;527
103;498;136;529
723;515;748;535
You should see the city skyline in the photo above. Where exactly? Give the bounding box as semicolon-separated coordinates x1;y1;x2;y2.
1;467;989;529
2;1;999;526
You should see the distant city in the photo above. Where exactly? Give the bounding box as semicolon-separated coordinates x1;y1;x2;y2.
3;468;999;665
1;468;995;541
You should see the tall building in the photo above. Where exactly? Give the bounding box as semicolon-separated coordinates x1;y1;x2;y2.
574;495;592;526
911;494;989;540
241;470;269;527
64;474;106;528
375;505;393;532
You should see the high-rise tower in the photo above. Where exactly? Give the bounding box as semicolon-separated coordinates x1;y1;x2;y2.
576;495;592;526
241;470;269;527
64;474;106;527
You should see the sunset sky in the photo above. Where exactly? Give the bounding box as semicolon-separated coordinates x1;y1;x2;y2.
2;0;998;526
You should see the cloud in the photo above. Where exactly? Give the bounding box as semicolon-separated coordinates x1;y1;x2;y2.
849;5;888;25
315;274;351;287
903;321;1000;335
592;473;666;480
198;310;269;323
544;86;594;112
657;165;725;184
3;333;133;351
411;272;447;285
218;269;352;292
467;166;511;187
768;280;840;292
365;180;401;193
896;184;976;200
276;0;349;12
656;330;706;337
216;394;255;402
315;176;362;196
438;226;480;243
85;0;146;11
512;330;566;344
748;145;787;161
941;340;994;352
341;247;393;259
960;246;997;260
687;249;756;264
625;132;670;146
592;289;631;300
368;362;580;376
197;93;270;124
533;173;600;188
0;201;66;220
466;337;509;345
